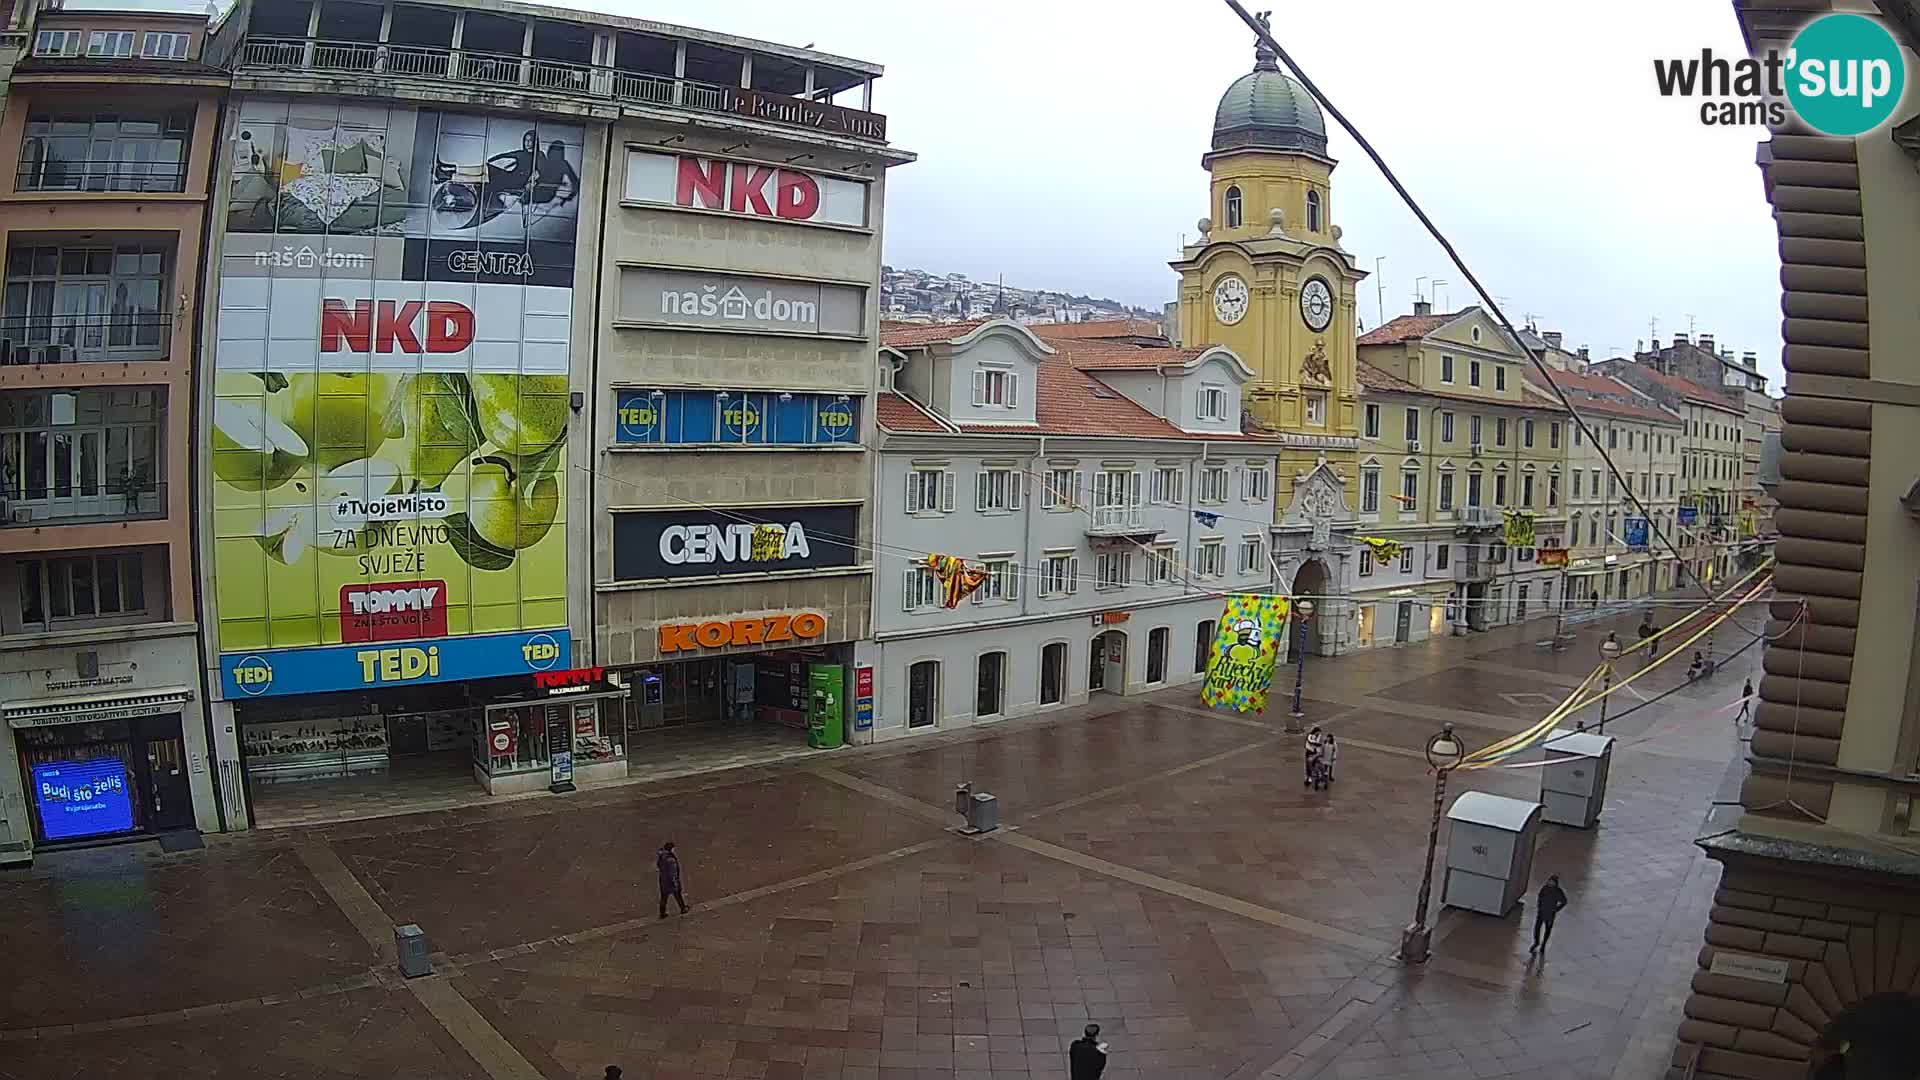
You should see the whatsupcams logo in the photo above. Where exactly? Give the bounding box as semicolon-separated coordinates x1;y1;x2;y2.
1654;13;1907;135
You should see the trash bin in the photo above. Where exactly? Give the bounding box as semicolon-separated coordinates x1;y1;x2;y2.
966;791;998;833
395;923;433;978
1538;728;1614;828
1442;791;1542;916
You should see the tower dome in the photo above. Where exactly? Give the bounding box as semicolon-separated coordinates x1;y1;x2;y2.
1211;26;1328;156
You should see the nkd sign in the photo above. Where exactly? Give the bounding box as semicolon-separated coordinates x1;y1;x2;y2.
618;267;865;338
623;151;869;229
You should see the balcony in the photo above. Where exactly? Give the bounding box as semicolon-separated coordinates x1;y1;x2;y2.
1452;544;1497;583
1085;504;1160;541
0;313;173;365
15;160;188;195
235;36;889;143
2;479;166;527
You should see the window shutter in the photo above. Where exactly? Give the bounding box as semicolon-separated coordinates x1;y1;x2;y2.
903;568;917;611
1009;471;1023;510
1234;465;1246;500
971;369;987;406
905;472;921;514
972;575;987;604
1130;471;1143;508
1068;557;1079;594
976;470;990;511
1005;372;1019;408
1006;563;1019;600
941;470;956;512
1073;471;1084;510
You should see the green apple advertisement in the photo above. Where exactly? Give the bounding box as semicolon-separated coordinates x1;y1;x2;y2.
212;98;581;680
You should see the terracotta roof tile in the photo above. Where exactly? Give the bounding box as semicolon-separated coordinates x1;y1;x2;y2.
880;319;991;348
874;392;950;433
1356;362;1417;393
879;363;1265;441
1355;310;1469;346
1051;340;1209;371
1357;362;1562;412
1591;360;1741;411
1028;318;1166;342
1521;370;1680;424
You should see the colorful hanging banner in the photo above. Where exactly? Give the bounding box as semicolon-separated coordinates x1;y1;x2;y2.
1355;536;1403;563
1502;509;1536;548
1678;505;1699;526
924;554;988;609
1536;547;1569;568
1200;594;1292;714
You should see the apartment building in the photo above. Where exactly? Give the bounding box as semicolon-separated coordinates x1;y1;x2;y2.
867;319;1280;736
1636;332;1782;552
0;2;233;863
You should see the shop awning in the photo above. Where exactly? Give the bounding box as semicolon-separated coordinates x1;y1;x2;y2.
5;686;194;729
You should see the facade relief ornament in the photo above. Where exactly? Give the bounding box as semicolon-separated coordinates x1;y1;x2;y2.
1301;338;1331;384
1281;455;1353;552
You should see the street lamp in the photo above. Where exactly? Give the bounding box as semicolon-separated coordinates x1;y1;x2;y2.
1596;635;1623;734
1286;598;1317;734
1400;721;1467;964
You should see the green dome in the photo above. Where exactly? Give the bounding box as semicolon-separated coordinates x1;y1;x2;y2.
1212;44;1328;156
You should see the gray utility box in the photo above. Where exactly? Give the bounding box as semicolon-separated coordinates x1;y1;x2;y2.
395;924;433;978
1442;791;1542;917
1538;728;1614;828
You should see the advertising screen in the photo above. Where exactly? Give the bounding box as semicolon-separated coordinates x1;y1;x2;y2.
32;758;135;841
211;99;580;692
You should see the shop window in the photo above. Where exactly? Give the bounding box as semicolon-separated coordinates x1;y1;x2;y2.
612;389;860;446
1146;627;1169;684
976;651;1006;718
1040;642;1066;705
1194;620;1216;674
908;660;939;729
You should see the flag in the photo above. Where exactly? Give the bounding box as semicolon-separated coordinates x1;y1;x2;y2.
1355;535;1403;563
1200;594;1292;714
1193;511;1220;527
1502;509;1536;547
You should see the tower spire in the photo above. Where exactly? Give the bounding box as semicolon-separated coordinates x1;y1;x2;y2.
1253;10;1279;71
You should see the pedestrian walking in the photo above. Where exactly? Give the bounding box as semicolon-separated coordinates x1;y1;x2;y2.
1736;678;1754;729
1529;874;1568;955
1637;615;1660;661
1070;1023;1109;1080
1304;726;1324;787
1323;734;1339;784
656;841;689;918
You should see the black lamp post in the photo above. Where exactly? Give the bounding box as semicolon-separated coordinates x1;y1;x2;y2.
1285;598;1316;735
1399;721;1466;964
1596;636;1623;734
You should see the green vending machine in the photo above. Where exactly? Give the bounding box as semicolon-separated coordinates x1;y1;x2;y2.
807;664;844;749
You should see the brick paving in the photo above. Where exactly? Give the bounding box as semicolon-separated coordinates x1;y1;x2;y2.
0;602;1763;1079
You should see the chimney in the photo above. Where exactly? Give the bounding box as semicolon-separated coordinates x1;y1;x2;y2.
1675;332;1690;347
1543;331;1563;349
1651;338;1661;352
1742;350;1758;370
1699;333;1715;354
1577;346;1590;362
1412;299;1432;317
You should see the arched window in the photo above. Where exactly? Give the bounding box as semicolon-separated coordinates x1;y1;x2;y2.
1306;190;1323;232
1224;186;1244;228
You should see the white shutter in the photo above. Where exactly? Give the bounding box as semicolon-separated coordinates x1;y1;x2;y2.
976;470;990;511
902;568;917;611
1068;557;1079;594
1006;561;1019;600
971;369;987;406
905;471;922;514
1006;372;1019;408
1071;471;1084;510
941;470;956;512
1235;465;1247;500
1009;471;1023;509
1129;471;1143;508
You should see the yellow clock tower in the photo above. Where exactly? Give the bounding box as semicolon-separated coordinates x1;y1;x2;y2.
1171;20;1366;519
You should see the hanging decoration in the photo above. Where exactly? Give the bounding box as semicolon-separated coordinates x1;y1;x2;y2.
1537;547;1570;568
1502;509;1536;548
1200;594;1292;714
750;524;787;562
1193;510;1221;527
1739;513;1757;538
1678;505;1699;526
1623;517;1650;552
1355;535;1403;563
923;554;989;609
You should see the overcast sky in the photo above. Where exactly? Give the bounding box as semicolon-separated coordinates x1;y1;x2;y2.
578;0;1779;383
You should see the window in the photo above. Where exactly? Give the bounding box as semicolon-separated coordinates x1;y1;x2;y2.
1469;360;1482;387
1224;185;1244;229
1148;544;1178;584
1608;427;1618;450
976;651;1006;718
1494;472;1508;506
1401;468;1421;512
904;467;953;514
1470;415;1483;446
1590;468;1601;494
1194;621;1216;674
140;31;191;59
1441;411;1455;443
1041;642;1067;705
1434;544;1450;570
1304;392;1327;426
1399;547;1414;574
1588;517;1599;546
33;30;83;56
1242;463;1272;502
4;243;173;356
1040;552;1078;596
1404;408;1420;442
1522;473;1535;506
1238;534;1265;574
1440;355;1455;383
1571;470;1582;499
1495;417;1508;447
1093;468;1140;524
87;31;136;57
0;389;162;516
975;466;1021;512
1194;539;1225;578
1042;467;1081;511
1199;465;1230;504
1523;419;1535;448
1097;550;1133;588
1363;403;1380;439
1467;471;1483;507
1436;471;1453;511
973;556;1020;604
1360;467;1380;514
1150;466;1183;505
1306;189;1322;232
1198;384;1228;421
903;566;942;611
1359;548;1375;576
1548;472;1560;507
1550;422;1561;449
19;552;146;625
1572;424;1583;447
1147;627;1169;684
1607;473;1617;498
1495;367;1507;392
972;367;1018;408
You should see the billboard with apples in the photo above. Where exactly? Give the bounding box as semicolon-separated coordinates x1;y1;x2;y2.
210;99;580;695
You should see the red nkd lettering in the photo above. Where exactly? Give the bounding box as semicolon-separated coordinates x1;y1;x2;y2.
728;164;776;216
775;170;820;220
320;299;475;354
674;156;726;210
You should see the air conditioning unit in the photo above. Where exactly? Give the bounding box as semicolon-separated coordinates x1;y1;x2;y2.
1406;439;1422;452
1469;442;1484;456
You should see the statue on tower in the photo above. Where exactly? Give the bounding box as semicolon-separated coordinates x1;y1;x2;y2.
1301;339;1331;384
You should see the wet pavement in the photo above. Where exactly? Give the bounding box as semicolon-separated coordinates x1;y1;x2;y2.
0;600;1762;1080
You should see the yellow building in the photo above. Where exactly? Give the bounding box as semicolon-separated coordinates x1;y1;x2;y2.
1170;24;1369;652
1355;306;1569;637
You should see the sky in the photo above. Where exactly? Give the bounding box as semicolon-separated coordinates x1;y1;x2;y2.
578;0;1782;384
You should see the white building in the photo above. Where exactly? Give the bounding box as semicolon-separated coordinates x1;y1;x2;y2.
865;319;1281;737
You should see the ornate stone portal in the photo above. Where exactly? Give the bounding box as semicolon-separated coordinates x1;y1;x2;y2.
1273;455;1357;655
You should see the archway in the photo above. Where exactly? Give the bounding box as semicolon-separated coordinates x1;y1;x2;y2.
1292;558;1330;655
1088;629;1127;694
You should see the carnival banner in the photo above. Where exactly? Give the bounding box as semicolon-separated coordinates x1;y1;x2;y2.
1502;509;1536;548
1624;517;1650;552
1355;535;1403;564
1536;547;1570;568
1200;594;1291;714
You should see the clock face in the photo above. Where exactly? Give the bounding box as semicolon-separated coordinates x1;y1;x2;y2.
1300;276;1334;332
1212;275;1249;326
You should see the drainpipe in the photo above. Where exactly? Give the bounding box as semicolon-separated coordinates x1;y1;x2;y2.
1022;436;1041;621
1188;440;1204;602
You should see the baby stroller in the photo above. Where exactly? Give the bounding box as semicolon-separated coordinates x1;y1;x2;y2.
1306;745;1331;791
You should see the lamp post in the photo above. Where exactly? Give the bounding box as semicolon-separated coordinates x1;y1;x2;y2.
1596;635;1623;734
1286;598;1316;734
1400;721;1467;964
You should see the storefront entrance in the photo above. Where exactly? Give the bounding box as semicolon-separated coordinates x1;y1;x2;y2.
1089;630;1126;694
15;712;193;844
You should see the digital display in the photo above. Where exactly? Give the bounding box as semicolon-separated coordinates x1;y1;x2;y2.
32;758;135;841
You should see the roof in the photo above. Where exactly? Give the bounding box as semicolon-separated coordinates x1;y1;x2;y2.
1212;40;1328;156
1593;360;1742;413
1356;362;1565;413
877;361;1266;442
1027;319;1166;342
874;392;949;434
1356;362;1417;393
1523;370;1680;425
1051;341;1208;371
1356;310;1470;346
879;320;990;348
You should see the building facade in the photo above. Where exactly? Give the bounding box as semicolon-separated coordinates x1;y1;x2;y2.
1635;332;1783;553
1354;306;1569;639
0;2;233;863
867;320;1280;737
1671;5;1920;1077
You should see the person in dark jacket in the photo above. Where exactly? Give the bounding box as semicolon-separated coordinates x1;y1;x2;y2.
1637;616;1660;662
657;841;689;918
1070;1023;1108;1079
603;1068;623;1080
1529;874;1568;955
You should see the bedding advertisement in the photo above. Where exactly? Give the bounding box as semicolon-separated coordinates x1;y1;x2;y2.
211;99;581;694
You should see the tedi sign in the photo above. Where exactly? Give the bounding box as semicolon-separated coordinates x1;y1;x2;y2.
1653;13;1906;134
612;504;860;581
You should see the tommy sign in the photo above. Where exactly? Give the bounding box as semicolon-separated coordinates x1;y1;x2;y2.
618;267;866;337
623;151;869;228
612;505;859;581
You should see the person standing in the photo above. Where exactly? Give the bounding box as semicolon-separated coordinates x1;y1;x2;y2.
1637;615;1660;662
1322;733;1339;785
1529;874;1568;955
1304;726;1324;787
1736;678;1754;729
1070;1023;1109;1080
657;841;689;918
